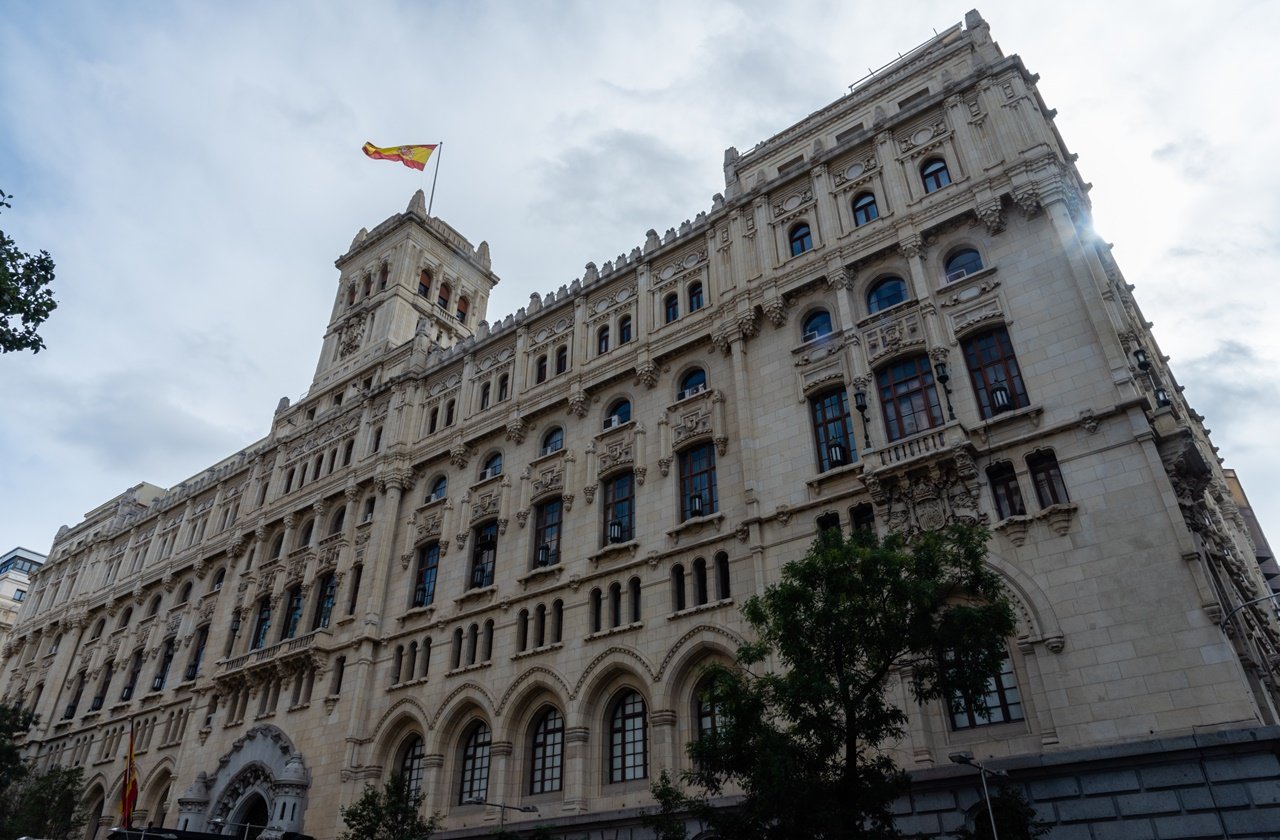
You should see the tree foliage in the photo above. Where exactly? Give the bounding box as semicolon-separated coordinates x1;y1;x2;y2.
339;773;440;840
0;703;88;840
672;524;1016;840
0;189;58;353
954;785;1051;840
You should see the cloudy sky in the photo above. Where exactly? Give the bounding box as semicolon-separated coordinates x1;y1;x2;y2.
3;1;1279;556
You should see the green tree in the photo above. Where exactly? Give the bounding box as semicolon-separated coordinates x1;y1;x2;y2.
669;524;1016;840
0;702;38;795
0;188;57;353
0;764;89;840
339;773;440;840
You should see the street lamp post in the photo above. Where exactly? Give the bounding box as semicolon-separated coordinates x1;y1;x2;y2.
462;797;538;830
949;751;1008;840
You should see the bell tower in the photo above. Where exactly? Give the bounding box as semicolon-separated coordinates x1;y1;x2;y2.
310;189;500;391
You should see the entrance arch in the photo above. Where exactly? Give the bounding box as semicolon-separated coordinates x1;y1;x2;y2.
178;725;310;839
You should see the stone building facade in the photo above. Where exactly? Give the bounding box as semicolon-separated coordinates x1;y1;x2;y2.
5;11;1280;839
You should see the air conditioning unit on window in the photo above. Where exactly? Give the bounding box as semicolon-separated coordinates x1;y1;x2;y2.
604;416;622;429
944;268;968;283
361;513;374;524
479;467;500;481
679;384;707;400
803;330;823;343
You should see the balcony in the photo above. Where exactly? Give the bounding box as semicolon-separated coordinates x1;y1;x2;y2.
218;628;328;678
865;420;969;471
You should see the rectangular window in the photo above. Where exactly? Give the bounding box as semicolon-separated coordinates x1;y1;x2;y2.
470;523;498;588
809;388;855;471
962;327;1028;418
679;444;718;521
1027;451;1069;508
604;473;635;543
986;462;1026;519
312;573;337;630
534;500;563;567
950;653;1024;730
414;544;440;607
877;355;944;441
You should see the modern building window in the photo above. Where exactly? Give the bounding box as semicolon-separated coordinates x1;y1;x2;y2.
413;543;441;607
1027;451;1069;508
688;281;704;312
459;722;492;804
470;522;498;589
540;427;564;456
250;598;272;650
555;345;568;375
950;652;1024;730
987;462;1026;520
619;315;633;344
963;327;1028;418
536;355;548;383
604;472;635;544
605;399;631;429
867;276;908;314
664;293;679;324
877;355;944;441
481;452;503;481
810;388;855;471
429;476;448;502
533;499;563;567
529;707;565;794
678;368;707;399
944;248;984;281
679;444;718;521
608;690;648;782
280;586;304;640
312;573;336;630
802;310;833;341
852;192;879;226
789;222;813;256
921;158;951;193
400;734;426;796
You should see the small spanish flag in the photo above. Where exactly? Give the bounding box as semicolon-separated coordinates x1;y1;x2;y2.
120;718;138;826
362;142;437;171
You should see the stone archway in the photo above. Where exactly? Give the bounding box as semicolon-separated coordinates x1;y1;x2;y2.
175;725;311;840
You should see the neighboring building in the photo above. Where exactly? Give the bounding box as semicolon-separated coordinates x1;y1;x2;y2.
5;10;1280;839
0;546;44;643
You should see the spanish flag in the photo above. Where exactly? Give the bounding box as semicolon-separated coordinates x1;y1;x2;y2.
120;718;138;826
362;142;437;171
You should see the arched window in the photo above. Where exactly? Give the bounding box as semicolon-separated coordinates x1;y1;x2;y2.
399;734;426;795
459;722;492;804
479;383;491;410
877;355;944;441
212;568;226;592
147;595;162;617
418;269;431;297
605;399;631;429
664;293;679;324
609;582;623;628
628;577;641;622
481;452;503;481
714;551;731;600
444;400;455;426
944;248;984;282
852;192;879;226
429;476;448;502
456;296;469;324
590;588;602;633
948;650;1024;729
789;223;813;256
529;707;565;794
536;355;548;383
555;345;568;375
671;565;687;612
437;283;452;310
803;310;833;341
428;407;439;434
90;618;105;640
297;519;314;548
269;534;285;559
118;608;133;630
619;315;633;344
597;325;610;355
378;263;389;290
541;427;564;456
693;558;709;606
329;506;346;535
867;276;908;314
688;281;704;312
608;691;648;782
498;374;510;401
695;678;724;740
921;158;951;193
678;368;706;399
177;582;192;605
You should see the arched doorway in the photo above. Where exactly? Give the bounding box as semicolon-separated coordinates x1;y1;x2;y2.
225;792;269;840
82;786;106;840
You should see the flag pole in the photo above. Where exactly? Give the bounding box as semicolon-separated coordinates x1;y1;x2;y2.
427;142;443;217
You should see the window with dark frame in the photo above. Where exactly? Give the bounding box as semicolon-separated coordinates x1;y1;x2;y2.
459;722;492;803
604;472;635;543
534;499;563;567
470;522;498;589
867;276;908;314
963;327;1028;418
877;355;944;441
619;315;633;344
664;293;679;324
945;248;984;281
789;223;813;256
688;281;704;312
1027;451;1070;508
609;690;648;782
280;587;304;640
986;462;1026;520
555;345;568;375
852;192;879;226
679;444;718;521
597;325;610;355
921;158;951;193
809;388;855;471
413;543;440;607
530;707;565;794
803;310;833;340
949;652;1024;730
312;573;336;630
400;734;426;795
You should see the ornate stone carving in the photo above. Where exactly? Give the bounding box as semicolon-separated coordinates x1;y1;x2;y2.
763;297;787;327
634;360;659;389
898;234;925;260
1014;186;1041;217
977;200;1005;234
449;443;472;469
504;418;528;444
568;390;590;418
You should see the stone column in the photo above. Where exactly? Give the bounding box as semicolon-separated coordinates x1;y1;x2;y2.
649;708;678;776
362;471;410;635
561;726;590;813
